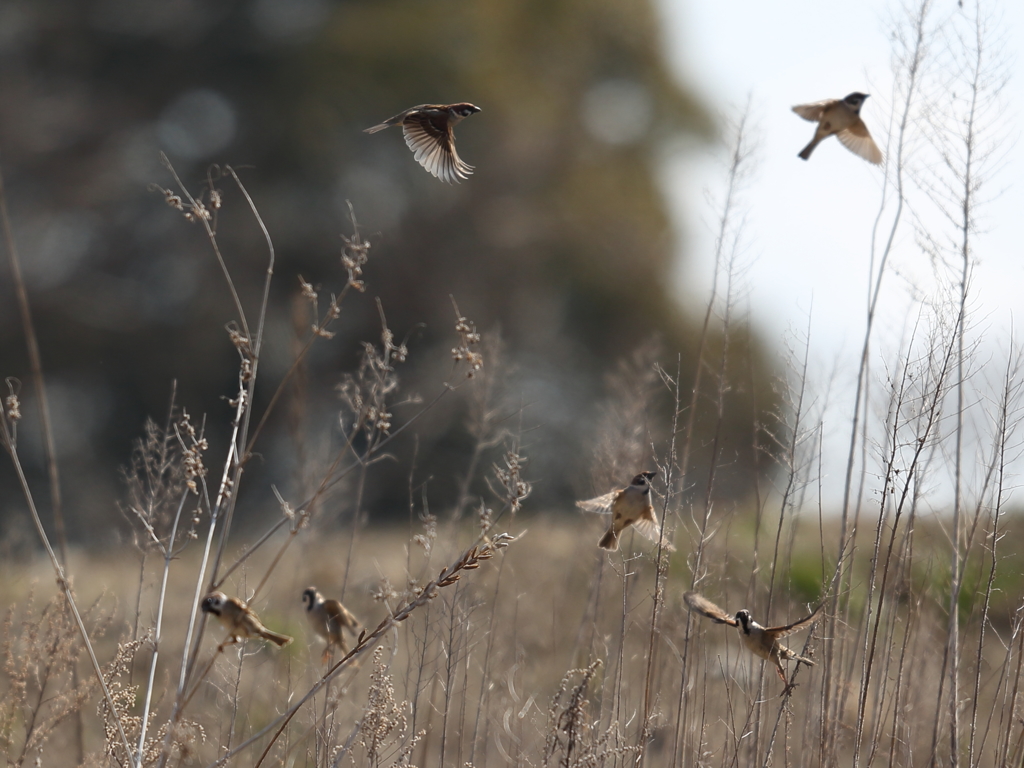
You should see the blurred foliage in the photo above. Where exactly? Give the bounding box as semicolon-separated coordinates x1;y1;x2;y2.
0;0;778;541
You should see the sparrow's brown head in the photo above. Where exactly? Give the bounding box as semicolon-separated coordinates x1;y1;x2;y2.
448;103;480;119
627;471;656;495
842;92;870;112
630;470;656;486
735;609;753;633
201;591;229;616
302;587;320;610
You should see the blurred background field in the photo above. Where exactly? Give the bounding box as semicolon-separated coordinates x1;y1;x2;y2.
0;0;772;539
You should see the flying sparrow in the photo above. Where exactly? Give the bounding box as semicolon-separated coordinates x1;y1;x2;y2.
302;586;361;662
683;591;823;683
364;103;481;183
200;591;293;647
792;92;882;164
576;471;674;552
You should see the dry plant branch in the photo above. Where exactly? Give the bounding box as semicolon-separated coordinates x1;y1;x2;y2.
0;145;83;765
917;5;1010;762
971;341;1024;765
244;200;370;458
763;319;815;619
639;352;682;768
154;156;251;340
852;314;958;766
0;157;69;565
839;0;933;565
451;331;511;521
134;486;191;766
212;298;483;604
678;100;755;493
1;593;111;766
825;3;934;761
543;661;603;768
206;531;519;768
0;407;134;762
670;103;757;768
151;159;278;768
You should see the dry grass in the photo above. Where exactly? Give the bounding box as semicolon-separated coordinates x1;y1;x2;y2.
0;510;1022;766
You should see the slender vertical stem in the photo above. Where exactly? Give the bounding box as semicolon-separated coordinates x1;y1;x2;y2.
135;489;190;765
0;416;134;762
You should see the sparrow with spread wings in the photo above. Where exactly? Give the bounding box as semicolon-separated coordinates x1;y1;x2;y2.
684;591;823;683
365;103;481;183
576;471;674;552
792;92;882;165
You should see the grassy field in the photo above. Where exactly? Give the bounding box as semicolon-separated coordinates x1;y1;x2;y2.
2;503;1023;767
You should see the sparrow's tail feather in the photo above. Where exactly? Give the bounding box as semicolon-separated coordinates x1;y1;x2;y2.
798;138;819;160
260;629;294;647
598;529;619;551
364;123;390;134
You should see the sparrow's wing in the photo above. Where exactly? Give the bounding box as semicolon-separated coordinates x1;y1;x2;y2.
631;511;676;551
765;603;825;638
791;101;831;121
325;599;359;629
447;139;474;180
683;591;739;626
836;121;883;164
575;490;620;514
436;127;474;182
402;114;473;183
401;113;448;177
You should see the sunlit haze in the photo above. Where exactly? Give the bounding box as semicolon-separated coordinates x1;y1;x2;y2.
660;0;1024;509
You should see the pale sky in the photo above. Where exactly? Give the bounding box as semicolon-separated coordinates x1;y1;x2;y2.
657;0;1024;509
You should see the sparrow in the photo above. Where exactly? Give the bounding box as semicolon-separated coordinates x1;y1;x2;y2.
200;591;293;647
301;586;361;662
792;92;882;164
683;591;823;683
576;471;674;552
364;103;481;183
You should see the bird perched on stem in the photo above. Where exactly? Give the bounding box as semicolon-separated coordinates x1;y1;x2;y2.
792;92;882;164
200;591;293;647
364;103;481;183
683;591;823;684
576;471;674;552
302;587;361;662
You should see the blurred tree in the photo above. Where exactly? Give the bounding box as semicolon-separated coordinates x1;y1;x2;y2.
0;0;774;540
